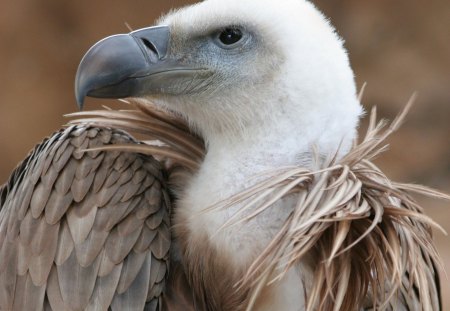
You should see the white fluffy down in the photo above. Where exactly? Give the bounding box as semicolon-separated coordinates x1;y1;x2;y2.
158;0;362;157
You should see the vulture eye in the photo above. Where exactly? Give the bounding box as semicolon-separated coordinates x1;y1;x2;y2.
217;27;244;47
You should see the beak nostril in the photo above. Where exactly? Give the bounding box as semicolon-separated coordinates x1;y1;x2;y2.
141;38;159;56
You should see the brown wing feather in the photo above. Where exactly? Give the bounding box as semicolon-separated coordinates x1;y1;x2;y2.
0;125;171;311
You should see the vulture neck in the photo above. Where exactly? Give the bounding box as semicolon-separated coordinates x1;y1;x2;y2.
179;109;345;306
176;93;360;309
179;117;313;310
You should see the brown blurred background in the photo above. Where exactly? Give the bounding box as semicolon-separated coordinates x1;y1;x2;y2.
0;0;449;307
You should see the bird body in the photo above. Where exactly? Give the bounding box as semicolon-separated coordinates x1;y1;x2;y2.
0;0;445;310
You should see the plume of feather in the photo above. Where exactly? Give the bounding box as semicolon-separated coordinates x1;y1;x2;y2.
213;97;448;311
69;98;448;311
67;101;204;183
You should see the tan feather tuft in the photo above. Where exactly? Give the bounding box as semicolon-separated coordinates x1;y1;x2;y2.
214;97;447;311
68;101;204;173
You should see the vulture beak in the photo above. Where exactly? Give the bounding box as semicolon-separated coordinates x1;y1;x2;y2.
75;25;210;109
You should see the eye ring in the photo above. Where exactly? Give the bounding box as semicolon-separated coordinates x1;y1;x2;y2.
215;27;245;48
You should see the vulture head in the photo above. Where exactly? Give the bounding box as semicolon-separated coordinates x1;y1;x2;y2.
76;0;362;159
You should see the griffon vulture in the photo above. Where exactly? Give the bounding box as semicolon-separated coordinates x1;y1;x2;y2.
0;0;446;310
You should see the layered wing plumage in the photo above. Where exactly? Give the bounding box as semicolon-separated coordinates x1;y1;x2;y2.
0;125;171;311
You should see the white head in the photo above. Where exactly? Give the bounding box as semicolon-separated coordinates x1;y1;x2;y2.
77;0;363;158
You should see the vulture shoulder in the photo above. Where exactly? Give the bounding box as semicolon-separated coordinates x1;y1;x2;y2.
0;125;171;311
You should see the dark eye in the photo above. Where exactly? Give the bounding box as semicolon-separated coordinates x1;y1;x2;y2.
218;28;243;45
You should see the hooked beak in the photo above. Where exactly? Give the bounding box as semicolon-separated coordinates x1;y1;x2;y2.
75;25;211;109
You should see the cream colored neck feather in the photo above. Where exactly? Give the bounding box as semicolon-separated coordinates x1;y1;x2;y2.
176;106;338;310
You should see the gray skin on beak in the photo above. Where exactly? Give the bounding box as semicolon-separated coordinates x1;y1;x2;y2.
75;25;211;109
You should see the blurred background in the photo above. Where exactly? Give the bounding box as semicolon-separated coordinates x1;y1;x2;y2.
0;0;449;307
